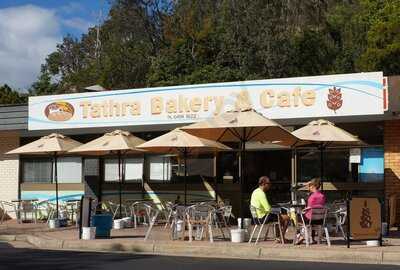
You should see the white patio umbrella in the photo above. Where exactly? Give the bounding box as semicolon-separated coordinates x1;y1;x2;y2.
137;128;231;204
69;130;146;217
292;119;363;189
7;133;82;218
182;108;304;222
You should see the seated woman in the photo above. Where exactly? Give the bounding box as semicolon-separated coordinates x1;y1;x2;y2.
295;178;326;245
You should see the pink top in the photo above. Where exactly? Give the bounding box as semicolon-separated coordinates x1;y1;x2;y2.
305;190;326;220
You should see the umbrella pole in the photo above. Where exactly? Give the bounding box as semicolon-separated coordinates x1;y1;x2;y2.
118;151;122;218
54;153;59;219
320;144;324;191
239;130;246;229
184;148;188;205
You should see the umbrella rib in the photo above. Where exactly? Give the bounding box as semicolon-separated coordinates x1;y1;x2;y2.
245;127;255;141
246;126;269;141
228;128;242;140
217;128;229;142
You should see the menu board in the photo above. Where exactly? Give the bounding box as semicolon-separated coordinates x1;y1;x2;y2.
350;197;381;240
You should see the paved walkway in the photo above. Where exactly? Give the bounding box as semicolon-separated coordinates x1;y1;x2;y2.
1;220;400;265
2;242;399;270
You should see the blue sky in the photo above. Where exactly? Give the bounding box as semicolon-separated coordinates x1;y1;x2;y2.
0;1;111;90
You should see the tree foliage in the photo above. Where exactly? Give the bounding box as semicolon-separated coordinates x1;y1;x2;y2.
27;0;400;96
0;84;27;105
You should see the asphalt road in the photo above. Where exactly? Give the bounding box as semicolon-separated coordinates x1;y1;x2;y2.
0;242;398;270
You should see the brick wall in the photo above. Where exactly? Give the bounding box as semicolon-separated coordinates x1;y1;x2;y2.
0;131;19;218
384;120;400;225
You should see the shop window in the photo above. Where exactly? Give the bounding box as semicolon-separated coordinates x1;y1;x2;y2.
297;148;353;183
125;157;144;182
104;157;143;182
22;158;52;183
217;152;238;184
56;157;82;183
22;157;82;183
186;156;214;178
358;147;384;183
149;155;172;182
84;158;99;176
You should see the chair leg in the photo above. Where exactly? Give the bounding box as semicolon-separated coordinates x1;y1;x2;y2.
277;223;284;245
293;226;298;246
188;223;193;243
339;224;346;240
324;227;331;247
255;223;265;245
317;226;322;244
248;224;257;244
304;226;310;247
144;213;158;241
208;223;214;243
264;224;270;241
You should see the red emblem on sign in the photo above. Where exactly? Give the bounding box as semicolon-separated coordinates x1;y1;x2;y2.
327;86;343;113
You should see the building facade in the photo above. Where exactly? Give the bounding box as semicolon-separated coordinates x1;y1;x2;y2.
0;72;399;224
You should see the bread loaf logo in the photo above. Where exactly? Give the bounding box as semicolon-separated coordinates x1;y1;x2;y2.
44;101;74;121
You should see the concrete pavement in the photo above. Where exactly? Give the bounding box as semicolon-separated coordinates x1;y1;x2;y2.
1;221;400;266
0;242;399;270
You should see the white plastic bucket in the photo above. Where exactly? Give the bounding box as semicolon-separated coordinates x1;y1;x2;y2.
366;240;380;247
113;219;124;230
231;229;245;243
176;220;184;232
82;227;96;240
48;219;60;229
237;218;251;229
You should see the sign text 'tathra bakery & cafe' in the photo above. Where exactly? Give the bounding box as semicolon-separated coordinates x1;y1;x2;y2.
29;72;386;130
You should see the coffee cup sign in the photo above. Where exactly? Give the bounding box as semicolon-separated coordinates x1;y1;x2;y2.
350;198;381;240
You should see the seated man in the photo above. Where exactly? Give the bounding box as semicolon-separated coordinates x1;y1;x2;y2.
250;176;290;243
295;178;327;244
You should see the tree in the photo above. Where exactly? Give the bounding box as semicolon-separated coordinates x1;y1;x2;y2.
31;0;400;94
29;66;58;96
357;0;400;75
0;84;26;105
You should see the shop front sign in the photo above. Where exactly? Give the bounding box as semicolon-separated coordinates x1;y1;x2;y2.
29;72;386;130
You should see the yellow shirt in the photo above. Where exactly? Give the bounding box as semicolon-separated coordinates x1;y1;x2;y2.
250;187;272;218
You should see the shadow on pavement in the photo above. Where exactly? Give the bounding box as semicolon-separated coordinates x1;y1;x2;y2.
0;242;399;270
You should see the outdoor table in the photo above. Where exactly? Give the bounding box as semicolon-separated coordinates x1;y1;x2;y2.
12;199;38;203
125;199;153;205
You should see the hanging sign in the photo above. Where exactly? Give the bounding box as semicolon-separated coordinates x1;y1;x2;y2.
28;72;385;130
350;148;361;163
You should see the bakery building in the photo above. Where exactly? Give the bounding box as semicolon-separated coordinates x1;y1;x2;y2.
0;71;399;225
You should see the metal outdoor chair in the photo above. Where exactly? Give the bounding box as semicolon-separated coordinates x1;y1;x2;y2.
66;201;81;227
163;201;177;229
104;201;129;219
169;205;186;240
18;201;38;223
331;201;347;240
211;205;232;240
185;204;215;242
248;205;284;245
131;202;152;228
295;207;331;247
0;201;20;224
